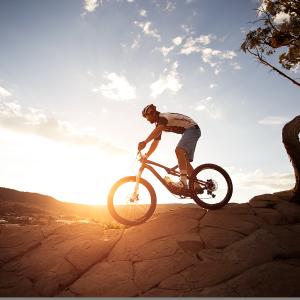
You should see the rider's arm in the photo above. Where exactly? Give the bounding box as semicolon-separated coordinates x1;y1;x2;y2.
145;139;160;158
144;125;164;144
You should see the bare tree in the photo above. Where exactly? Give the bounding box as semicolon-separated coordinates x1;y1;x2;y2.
241;0;300;202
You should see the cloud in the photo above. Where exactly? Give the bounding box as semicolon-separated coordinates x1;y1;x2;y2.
214;68;221;75
194;96;221;119
179;35;238;73
156;36;183;57
164;1;176;12
83;0;101;12
139;9;147;17
233;169;294;191
181;24;194;35
131;34;141;49
199;48;237;74
150;61;182;98
180;35;216;54
219;35;228;42
157;46;174;57
0;99;125;155
0;86;12;98
172;36;183;46
273;11;291;24
96;72;136;101
134;21;161;41
200;48;237;64
230;61;242;70
258;116;288;126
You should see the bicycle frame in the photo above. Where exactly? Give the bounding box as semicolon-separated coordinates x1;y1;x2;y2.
108;155;233;225
133;156;204;198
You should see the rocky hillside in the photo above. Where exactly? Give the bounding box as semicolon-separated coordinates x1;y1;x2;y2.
0;187;111;222
0;191;300;297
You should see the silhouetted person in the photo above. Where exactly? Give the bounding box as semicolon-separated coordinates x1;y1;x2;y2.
138;104;201;190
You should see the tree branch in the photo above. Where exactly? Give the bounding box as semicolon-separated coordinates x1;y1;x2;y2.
265;11;280;32
247;48;300;87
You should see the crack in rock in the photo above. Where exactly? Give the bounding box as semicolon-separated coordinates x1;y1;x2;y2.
158;264;197;291
24;276;41;296
199;224;248;237
133;248;197;293
198;210;208;222
129;262;141;296
229;286;241;297
0;241;42;269
55;228;125;296
62;287;79;296
63;256;80;273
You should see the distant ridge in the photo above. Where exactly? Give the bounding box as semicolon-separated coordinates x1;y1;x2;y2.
0;187;106;219
0;186;63;205
0;187;196;224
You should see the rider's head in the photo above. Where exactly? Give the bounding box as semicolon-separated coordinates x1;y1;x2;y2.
142;104;159;124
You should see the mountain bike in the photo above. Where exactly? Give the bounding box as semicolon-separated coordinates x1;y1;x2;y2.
107;151;233;226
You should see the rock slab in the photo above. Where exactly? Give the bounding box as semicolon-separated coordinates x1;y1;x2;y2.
1;195;300;297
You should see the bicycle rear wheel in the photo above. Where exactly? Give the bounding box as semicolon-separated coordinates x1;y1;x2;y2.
107;176;157;226
189;164;233;210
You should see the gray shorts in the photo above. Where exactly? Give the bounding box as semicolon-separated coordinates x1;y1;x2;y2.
177;127;201;162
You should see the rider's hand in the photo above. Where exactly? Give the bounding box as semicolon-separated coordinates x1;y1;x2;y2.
138;141;146;151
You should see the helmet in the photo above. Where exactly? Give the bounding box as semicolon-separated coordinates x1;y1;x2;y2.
142;104;156;117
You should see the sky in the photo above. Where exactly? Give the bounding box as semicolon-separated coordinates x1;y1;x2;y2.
0;0;299;205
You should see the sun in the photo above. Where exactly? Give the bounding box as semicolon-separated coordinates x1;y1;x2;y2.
0;129;134;206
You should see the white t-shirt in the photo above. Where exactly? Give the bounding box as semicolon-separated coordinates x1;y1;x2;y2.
155;112;199;139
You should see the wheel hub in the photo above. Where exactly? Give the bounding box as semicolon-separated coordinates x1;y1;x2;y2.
207;179;217;192
128;193;139;203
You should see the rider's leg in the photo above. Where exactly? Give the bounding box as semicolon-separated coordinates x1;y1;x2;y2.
176;147;194;176
175;147;188;187
186;160;194;177
175;127;201;189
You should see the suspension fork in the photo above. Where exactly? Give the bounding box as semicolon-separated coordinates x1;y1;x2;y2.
133;165;145;197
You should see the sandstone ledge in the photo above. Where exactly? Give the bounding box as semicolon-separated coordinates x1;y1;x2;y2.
1;195;300;297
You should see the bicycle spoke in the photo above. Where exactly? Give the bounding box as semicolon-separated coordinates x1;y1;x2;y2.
112;181;153;223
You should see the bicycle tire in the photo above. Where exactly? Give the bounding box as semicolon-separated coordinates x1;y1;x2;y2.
107;176;157;226
189;163;233;210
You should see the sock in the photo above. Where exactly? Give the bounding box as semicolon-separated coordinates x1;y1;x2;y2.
180;170;188;187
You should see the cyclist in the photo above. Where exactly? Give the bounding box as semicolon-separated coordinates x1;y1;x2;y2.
138;104;201;190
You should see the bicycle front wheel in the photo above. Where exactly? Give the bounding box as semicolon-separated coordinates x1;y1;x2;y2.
189;164;233;210
107;176;157;226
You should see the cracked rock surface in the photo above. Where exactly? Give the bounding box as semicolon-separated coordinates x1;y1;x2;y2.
1;193;300;297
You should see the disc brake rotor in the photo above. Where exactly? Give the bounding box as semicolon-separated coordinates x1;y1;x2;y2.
207;179;218;192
